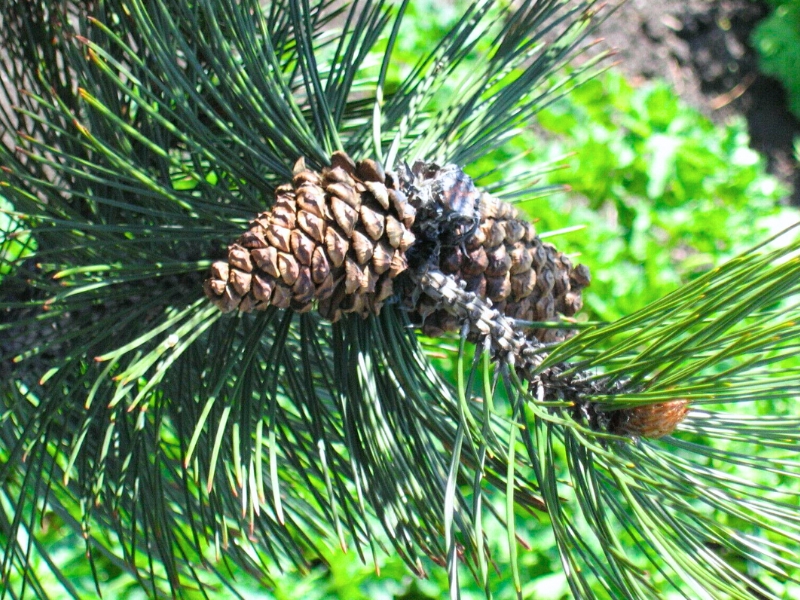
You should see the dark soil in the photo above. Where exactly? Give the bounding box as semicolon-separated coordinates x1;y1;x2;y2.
593;0;800;204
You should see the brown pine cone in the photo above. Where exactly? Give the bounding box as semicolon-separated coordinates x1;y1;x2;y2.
395;162;590;343
203;152;416;322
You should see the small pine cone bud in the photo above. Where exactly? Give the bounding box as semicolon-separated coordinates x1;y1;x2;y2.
204;152;415;322
610;400;690;439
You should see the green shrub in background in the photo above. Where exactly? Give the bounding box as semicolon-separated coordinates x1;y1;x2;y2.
752;0;800;120
513;70;792;321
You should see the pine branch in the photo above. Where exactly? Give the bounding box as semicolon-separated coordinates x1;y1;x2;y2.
4;1;799;599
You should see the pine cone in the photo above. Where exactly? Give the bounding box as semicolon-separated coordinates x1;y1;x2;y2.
395;162;590;343
203;152;416;321
204;154;589;343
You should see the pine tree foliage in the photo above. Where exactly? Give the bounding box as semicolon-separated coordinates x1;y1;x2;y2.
0;1;799;599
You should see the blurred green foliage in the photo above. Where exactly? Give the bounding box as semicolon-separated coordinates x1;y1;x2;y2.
0;195;36;282
752;0;800;120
